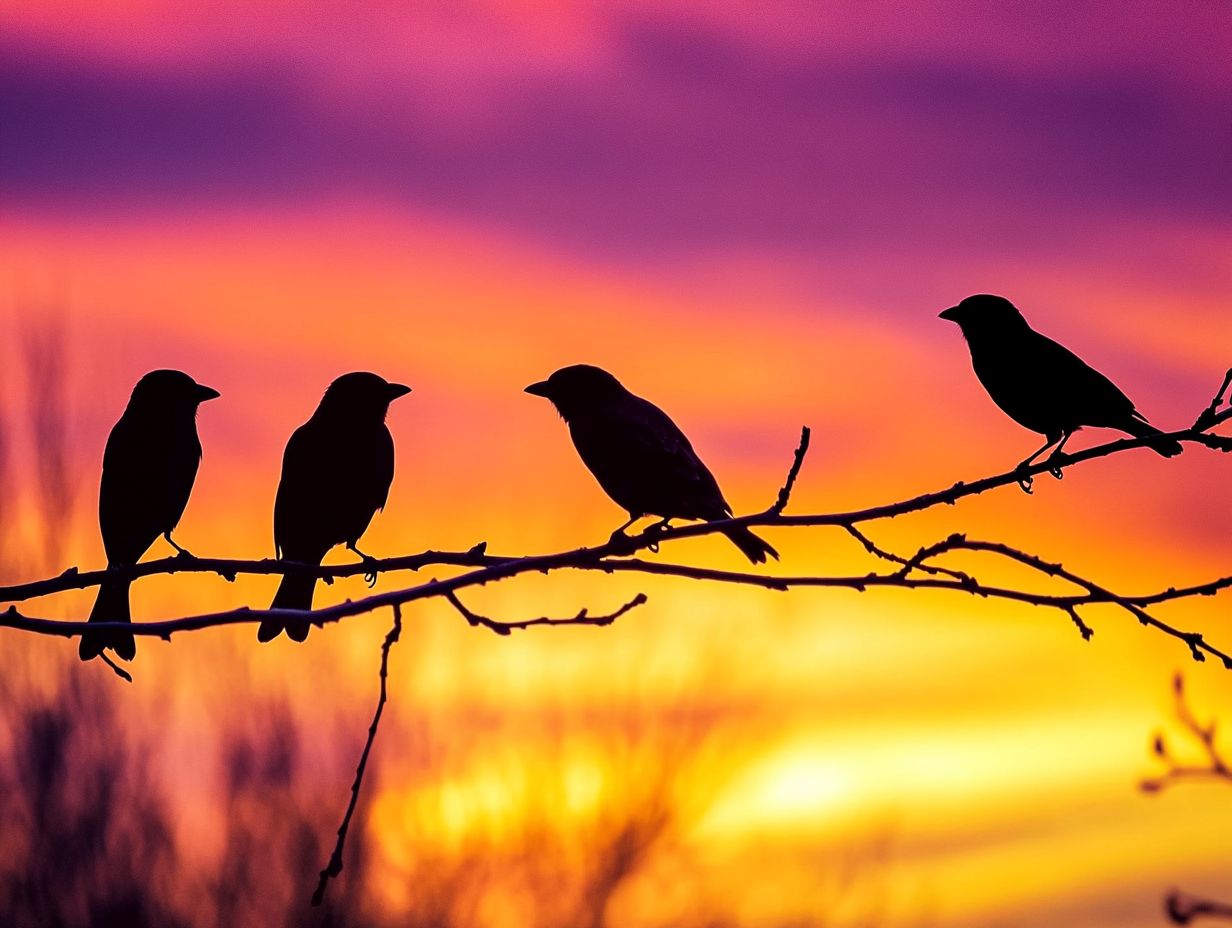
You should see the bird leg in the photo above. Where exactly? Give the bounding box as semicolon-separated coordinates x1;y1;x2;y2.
163;531;196;559
608;515;641;546
1045;431;1073;480
1014;436;1062;494
347;542;380;588
643;518;673;553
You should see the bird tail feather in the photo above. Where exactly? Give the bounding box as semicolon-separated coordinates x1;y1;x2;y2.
259;573;315;643
80;576;135;661
1122;417;1184;458
721;525;779;564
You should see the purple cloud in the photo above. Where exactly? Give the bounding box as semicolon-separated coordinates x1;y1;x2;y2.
1;11;1226;262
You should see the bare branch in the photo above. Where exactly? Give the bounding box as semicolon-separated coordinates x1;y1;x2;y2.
1193;368;1232;432
0;549;503;605
769;425;810;513
843;524;974;584
904;537;1232;668
445;590;648;636
312;603;403;907
1061;605;1095;642
4;536;1229;670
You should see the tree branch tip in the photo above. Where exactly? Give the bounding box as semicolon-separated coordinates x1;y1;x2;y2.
769;425;811;513
1065;606;1095;641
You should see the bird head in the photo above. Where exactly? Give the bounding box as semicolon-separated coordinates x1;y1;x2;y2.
939;294;1028;336
319;372;412;424
525;364;626;419
127;369;220;416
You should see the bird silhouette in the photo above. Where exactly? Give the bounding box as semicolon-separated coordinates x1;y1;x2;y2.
526;365;778;563
79;370;220;662
259;372;411;643
940;294;1183;475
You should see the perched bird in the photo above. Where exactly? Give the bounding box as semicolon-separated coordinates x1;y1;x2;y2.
940;294;1183;470
80;370;220;662
259;372;411;643
525;364;778;563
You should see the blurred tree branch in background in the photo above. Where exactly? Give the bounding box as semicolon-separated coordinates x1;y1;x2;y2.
20;307;77;570
1166;893;1232;926
0;307;82;581
1142;675;1232;925
1142;674;1230;794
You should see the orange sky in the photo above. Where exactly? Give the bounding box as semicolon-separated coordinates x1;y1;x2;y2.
1;3;1230;926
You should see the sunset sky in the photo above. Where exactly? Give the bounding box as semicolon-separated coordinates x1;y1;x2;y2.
1;3;1230;926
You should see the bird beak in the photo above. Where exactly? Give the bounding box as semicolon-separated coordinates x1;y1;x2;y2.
195;384;221;402
524;380;551;397
938;306;960;322
386;383;412;400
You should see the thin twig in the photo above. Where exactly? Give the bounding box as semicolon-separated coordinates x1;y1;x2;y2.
915;538;1232;668
1193;368;1232;432
444;590;648;636
1061;605;1095;642
770;426;810;513
843;524;973;584
312;603;403;907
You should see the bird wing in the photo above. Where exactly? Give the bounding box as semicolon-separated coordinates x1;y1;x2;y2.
1029;331;1138;425
273;422;317;559
274;420;396;559
606;396;730;519
98;414;201;565
360;426;395;516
